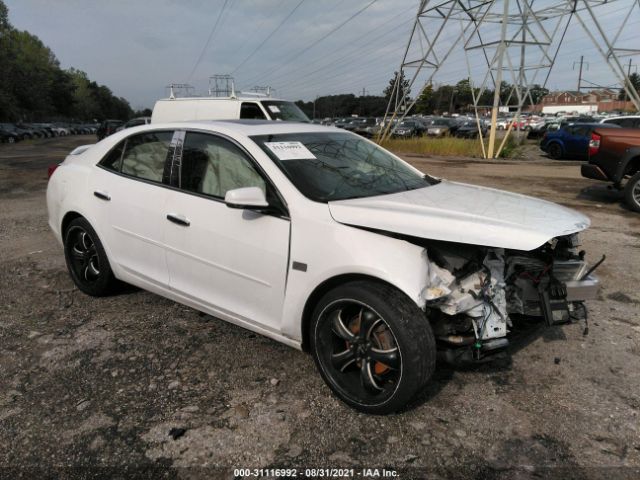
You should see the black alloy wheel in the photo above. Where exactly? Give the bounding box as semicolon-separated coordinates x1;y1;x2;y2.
311;281;436;414
64;217;117;296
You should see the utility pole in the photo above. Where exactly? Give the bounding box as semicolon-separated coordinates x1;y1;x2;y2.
573;56;588;91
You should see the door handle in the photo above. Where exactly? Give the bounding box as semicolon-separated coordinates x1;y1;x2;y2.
94;190;111;201
166;213;190;227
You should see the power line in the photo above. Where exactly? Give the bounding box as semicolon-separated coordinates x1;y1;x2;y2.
231;0;307;75
266;5;416;88
274;18;412;91
244;0;380;86
186;0;231;83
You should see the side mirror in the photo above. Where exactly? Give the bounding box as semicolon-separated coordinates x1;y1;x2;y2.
224;187;269;209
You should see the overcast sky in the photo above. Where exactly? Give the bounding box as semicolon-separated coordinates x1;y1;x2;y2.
5;0;638;109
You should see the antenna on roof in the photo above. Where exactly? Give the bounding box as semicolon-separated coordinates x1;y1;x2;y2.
166;83;194;99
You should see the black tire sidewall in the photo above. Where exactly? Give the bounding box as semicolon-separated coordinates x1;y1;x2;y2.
310;280;436;414
548;143;563;159
624;172;640;213
63;217;115;296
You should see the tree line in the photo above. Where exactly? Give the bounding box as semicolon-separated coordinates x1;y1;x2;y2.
295;71;551;119
0;0;133;122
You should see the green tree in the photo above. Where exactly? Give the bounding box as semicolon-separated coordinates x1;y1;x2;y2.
384;71;411;108
0;0;132;121
414;84;433;114
528;84;549;106
619;72;640;101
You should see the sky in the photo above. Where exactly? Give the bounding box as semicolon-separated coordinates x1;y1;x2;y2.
5;0;639;110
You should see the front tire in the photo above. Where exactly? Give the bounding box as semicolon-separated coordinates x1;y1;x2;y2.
310;280;436;414
624;171;640;213
63;217;117;296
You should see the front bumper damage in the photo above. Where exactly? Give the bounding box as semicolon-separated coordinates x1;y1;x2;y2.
419;235;601;363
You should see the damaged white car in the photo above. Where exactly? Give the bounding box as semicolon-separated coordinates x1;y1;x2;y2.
47;121;601;414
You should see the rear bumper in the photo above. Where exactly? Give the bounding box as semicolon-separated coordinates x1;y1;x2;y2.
581;163;609;181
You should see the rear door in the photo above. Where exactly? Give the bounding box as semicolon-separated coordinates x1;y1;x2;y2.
91;130;176;287
162;130;290;331
564;125;589;157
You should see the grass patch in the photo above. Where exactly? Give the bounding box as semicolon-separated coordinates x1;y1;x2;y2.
380;136;520;159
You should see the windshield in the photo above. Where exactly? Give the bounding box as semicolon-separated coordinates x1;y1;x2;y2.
251;132;436;202
261;101;310;123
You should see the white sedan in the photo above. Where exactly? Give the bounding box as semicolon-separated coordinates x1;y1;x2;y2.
47;120;599;414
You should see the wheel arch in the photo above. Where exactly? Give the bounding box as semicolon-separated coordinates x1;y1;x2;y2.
623;154;640;177
61;211;84;238
299;273;417;352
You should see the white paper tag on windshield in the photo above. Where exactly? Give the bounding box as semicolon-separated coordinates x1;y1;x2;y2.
265;141;316;161
267;105;281;113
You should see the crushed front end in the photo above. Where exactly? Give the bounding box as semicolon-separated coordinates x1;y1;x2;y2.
419;234;601;363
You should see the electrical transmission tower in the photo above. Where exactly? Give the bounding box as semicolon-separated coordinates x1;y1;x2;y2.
380;0;640;158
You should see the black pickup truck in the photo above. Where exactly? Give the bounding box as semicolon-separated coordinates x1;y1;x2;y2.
582;128;640;212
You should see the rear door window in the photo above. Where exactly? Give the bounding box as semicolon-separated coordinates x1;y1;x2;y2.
120;131;174;182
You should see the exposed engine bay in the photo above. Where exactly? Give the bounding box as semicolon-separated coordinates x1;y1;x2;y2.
417;234;602;362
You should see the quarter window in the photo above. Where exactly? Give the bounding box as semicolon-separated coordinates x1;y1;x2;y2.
120;131;173;182
180;132;266;198
100;141;125;171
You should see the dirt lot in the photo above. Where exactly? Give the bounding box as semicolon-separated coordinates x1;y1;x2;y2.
1;136;639;479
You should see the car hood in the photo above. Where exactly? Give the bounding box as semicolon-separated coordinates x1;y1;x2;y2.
328;180;590;251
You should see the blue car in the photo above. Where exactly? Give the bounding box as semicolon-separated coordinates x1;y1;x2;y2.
540;122;620;160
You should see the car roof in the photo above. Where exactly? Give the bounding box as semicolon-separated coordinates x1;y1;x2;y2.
143;119;341;136
601;115;640;122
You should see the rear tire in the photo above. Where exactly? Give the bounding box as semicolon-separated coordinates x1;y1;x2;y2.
624;171;640;213
310;280;436;414
63;217;117;296
547;142;563;160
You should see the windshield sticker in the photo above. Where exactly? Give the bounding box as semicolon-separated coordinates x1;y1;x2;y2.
265;141;317;161
267;105;281;113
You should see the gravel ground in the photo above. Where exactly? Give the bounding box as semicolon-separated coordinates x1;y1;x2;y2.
0;136;639;480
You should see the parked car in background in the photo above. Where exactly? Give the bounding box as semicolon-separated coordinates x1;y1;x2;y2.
454;120;487;139
117;117;151;132
583;127;640;212
540;123;620;160
0;126;19;143
47;120;599;414
600;115;640;129
0;123;32;141
96;120;124;141
341;118;363;132
352;117;378;138
426;117;457;137
333;118;353;129
496;118;511;130
51;124;71;136
392;119;426;138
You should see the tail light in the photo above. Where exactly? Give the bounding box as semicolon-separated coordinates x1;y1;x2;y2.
588;132;601;157
47;164;59;179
